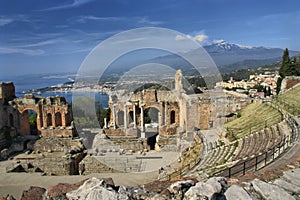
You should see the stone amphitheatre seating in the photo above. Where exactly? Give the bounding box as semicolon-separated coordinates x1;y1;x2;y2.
189;119;294;179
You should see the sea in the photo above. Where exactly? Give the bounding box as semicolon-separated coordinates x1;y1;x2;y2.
0;73;109;108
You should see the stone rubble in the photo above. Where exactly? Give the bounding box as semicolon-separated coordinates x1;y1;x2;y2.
1;167;300;200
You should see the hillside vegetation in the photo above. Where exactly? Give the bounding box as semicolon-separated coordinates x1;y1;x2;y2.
274;84;300;115
224;84;300;139
224;102;282;139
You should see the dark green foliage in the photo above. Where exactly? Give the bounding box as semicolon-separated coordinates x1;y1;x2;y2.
277;49;300;93
97;107;111;128
29;112;37;130
134;83;170;93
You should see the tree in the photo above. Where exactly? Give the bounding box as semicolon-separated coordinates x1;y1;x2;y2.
29;112;37;130
277;49;300;94
279;48;290;78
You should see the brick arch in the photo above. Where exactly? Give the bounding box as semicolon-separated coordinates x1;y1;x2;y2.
19;108;41;135
170;110;176;124
144;106;160;123
144;104;162;114
46;113;52;127
55;112;62;126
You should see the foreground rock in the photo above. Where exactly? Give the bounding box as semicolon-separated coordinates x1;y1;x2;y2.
184;177;227;200
0;195;16;200
20;186;46;200
4;167;300;200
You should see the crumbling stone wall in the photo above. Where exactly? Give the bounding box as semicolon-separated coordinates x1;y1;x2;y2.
280;76;300;93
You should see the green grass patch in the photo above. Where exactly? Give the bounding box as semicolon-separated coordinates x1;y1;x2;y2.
224;102;282;139
275;85;300;115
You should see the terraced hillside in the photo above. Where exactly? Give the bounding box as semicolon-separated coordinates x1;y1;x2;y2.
224;102;282;139
275;84;300;115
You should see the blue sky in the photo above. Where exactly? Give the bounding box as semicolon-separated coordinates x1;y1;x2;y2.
0;0;299;76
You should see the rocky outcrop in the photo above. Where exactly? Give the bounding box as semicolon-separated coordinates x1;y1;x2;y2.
66;177;119;200
47;180;86;199
20;186;46;200
184;177;227;200
0;194;16;200
252;178;295;200
5;167;300;200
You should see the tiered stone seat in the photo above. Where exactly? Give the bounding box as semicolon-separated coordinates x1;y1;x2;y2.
223;144;235;162
257;130;266;153
234;136;251;160
205;147;220;167
276;123;285;147
189;118;296;180
212;146;227;165
265;128;274;150
232;138;244;160
250;132;260;157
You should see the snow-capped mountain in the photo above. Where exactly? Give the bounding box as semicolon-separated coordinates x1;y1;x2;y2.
207;40;254;51
150;40;300;74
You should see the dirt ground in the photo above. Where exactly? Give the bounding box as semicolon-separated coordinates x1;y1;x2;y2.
0;159;158;199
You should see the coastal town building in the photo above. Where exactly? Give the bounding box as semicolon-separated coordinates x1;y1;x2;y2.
215;72;280;96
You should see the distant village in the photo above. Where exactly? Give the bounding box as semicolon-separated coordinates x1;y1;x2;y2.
215;71;280;98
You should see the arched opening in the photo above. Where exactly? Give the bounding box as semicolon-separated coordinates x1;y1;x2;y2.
47;113;52;127
20;110;37;135
145;107;159;124
129;111;134;124
147;133;158;150
117;111;124;126
55;112;62;126
9;113;14;127
170;110;176;124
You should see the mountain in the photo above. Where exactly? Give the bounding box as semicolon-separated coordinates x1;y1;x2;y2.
149;40;300;74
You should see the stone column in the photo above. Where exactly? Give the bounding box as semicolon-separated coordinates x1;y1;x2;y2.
113;104;116;129
42;112;47;128
141;105;145;138
133;103;137;129
52;109;55;127
124;104;127;129
160;102;164;126
104;118;107;129
62;111;66;127
164;103;169;125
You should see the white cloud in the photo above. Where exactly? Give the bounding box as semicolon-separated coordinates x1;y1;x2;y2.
39;0;95;11
17;39;61;48
76;15;122;23
175;33;208;42
137;17;164;25
0;47;44;56
0;15;30;26
74;15;164;26
0;18;14;26
193;34;208;42
175;35;186;40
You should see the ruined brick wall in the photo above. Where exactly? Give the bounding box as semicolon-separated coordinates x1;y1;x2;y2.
198;101;211;130
159;125;177;136
280;76;300;93
0;82;15;102
80;155;117;174
40;128;74;138
104;128;126;137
